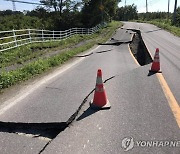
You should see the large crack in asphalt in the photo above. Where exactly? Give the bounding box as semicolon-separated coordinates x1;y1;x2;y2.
38;28;153;152
74;49;114;58
98;40;132;46
0;75;116;154
0;122;67;140
0;28;153;153
39;75;116;153
74;40;132;58
127;29;153;66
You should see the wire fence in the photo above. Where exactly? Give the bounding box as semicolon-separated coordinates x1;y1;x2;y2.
0;23;106;52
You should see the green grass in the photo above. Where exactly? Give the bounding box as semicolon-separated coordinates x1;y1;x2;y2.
134;19;180;37
0;34;96;68
0;21;122;90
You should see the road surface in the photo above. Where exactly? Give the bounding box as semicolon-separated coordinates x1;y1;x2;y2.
0;22;179;154
123;22;180;103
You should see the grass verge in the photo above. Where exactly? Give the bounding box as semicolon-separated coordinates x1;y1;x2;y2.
0;34;95;68
0;21;122;90
134;19;180;37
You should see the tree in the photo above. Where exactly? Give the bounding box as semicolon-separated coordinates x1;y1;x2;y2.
175;7;180;27
26;7;48;18
0;10;22;16
81;0;120;27
40;0;76;15
115;4;138;21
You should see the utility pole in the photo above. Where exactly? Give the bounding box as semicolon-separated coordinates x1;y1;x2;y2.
146;0;148;13
12;0;16;11
172;0;177;25
125;0;126;6
168;0;170;19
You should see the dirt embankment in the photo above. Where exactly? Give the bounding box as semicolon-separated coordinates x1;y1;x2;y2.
129;29;152;66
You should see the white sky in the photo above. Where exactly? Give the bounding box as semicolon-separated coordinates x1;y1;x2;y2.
119;0;180;13
0;0;179;13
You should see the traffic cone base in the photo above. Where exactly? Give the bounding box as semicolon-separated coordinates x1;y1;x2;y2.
90;99;111;110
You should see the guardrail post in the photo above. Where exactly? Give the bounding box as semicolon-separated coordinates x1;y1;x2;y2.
53;30;54;40
12;29;17;47
28;29;32;43
0;23;104;52
42;29;44;41
59;31;61;40
65;30;67;39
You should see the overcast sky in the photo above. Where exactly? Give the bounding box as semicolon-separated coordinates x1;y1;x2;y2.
0;0;179;13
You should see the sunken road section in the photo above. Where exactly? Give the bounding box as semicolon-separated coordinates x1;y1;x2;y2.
129;29;153;66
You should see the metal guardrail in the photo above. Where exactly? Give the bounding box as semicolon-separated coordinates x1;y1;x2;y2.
0;23;106;52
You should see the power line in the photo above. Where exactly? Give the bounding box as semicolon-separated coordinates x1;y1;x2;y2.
4;0;44;5
4;0;45;11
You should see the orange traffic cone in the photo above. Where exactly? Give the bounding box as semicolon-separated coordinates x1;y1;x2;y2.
149;48;162;73
90;69;111;110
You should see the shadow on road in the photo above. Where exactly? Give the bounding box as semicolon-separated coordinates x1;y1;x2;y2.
76;107;99;121
147;71;157;76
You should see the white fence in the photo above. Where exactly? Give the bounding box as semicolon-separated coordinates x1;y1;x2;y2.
0;23;106;52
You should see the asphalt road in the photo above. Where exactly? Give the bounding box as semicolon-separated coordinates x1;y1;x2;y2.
123;22;180;104
0;22;179;154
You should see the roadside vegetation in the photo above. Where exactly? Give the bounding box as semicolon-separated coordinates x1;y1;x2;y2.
1;0;179;90
0;0;121;91
114;4;180;37
0;0;120;31
0;35;94;68
135;8;180;37
0;21;122;90
136;19;180;37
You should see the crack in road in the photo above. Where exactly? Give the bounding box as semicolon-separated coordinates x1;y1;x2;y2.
45;86;62;90
0;122;67;140
39;75;116;153
74;52;94;57
74;39;134;58
37;28;155;152
66;75;116;125
98;40;132;46
73;48;114;58
96;49;113;54
0;75;116;154
0;28;154;153
128;29;153;66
